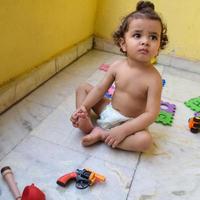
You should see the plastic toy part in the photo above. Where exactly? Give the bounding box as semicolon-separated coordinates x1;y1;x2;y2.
162;79;166;87
188;117;200;134
184;97;200;112
1;166;21;200
194;112;200;117
1;166;45;200
151;57;157;64
57;168;105;190
160;101;176;115
155;110;174;126
188;117;200;133
155;101;176;126
104;84;115;99
21;184;45;200
99;63;110;72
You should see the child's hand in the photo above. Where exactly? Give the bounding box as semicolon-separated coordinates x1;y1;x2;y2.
70;106;88;127
70;111;79;127
104;130;125;148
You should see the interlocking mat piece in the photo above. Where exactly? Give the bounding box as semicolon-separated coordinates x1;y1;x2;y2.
194;112;200;117
160;101;176;115
155;110;174;126
155;101;176;126
104;83;115;99
184;97;200;112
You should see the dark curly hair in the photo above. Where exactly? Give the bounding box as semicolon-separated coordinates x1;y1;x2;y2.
113;1;168;53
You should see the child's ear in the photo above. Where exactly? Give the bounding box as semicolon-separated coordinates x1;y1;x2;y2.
119;38;126;53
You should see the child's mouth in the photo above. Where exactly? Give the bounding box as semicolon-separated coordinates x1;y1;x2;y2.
138;49;149;54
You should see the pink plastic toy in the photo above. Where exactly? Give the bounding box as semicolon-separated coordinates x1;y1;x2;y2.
99;64;110;72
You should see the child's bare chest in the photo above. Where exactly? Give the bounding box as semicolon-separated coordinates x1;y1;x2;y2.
115;69;148;98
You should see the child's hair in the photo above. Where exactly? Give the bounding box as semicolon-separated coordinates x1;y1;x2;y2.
113;1;168;53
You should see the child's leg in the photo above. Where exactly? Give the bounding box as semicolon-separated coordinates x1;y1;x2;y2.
82;127;108;146
75;83;109;134
82;128;152;152
75;83;94;133
116;130;153;152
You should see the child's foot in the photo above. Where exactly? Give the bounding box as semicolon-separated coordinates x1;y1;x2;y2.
82;127;107;146
78;115;93;134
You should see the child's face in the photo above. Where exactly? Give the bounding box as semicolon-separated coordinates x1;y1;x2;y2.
120;18;161;63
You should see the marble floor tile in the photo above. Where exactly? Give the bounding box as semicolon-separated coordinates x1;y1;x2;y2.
30;93;140;169
163;65;200;82
127;126;200;200
86;70;106;86
0;98;53;160
1;50;200;200
0;136;136;200
155;64;164;75
30;102;75;147
162;71;200;102
26;73;86;109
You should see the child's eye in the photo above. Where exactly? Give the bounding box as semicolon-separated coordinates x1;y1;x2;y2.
150;35;158;40
133;33;141;39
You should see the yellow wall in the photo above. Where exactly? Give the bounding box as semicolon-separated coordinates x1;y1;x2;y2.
0;0;97;86
1;0;200;86
95;0;200;61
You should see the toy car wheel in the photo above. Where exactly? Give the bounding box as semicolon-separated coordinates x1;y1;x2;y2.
191;128;199;134
193;123;200;128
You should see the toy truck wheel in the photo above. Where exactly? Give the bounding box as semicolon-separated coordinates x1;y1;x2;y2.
191;128;199;133
193;123;200;128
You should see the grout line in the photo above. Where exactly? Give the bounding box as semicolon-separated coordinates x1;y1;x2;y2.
0;134;29;162
126;152;142;200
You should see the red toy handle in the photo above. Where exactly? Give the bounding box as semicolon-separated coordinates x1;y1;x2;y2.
56;172;77;187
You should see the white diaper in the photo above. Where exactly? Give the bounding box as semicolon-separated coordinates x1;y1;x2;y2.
96;104;131;129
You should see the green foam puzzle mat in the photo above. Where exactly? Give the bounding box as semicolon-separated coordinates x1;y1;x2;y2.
184;97;200;112
155;110;174;126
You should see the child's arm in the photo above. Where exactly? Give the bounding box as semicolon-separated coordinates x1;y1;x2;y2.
105;72;162;148
70;63;117;126
81;65;116;111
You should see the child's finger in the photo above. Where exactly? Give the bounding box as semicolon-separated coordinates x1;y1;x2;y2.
104;136;109;144
74;123;78;128
70;116;76;122
72;120;78;127
108;140;115;146
105;136;114;146
105;136;111;144
77;112;88;119
112;141;118;148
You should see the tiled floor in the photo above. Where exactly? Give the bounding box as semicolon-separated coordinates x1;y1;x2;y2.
1;50;200;200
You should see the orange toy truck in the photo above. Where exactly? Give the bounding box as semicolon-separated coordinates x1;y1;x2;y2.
188;116;200;133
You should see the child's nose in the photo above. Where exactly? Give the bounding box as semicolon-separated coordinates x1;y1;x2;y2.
140;38;149;46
